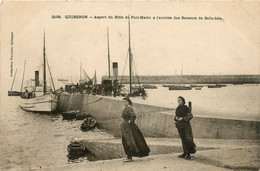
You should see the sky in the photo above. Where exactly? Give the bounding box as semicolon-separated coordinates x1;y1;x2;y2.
0;1;259;92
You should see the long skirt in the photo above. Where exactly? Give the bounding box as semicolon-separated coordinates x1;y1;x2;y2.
176;121;196;154
120;120;150;158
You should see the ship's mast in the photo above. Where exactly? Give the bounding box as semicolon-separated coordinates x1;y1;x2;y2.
94;70;97;85
128;17;132;94
107;28;111;79
43;31;47;94
47;58;55;91
20;60;26;92
80;60;82;82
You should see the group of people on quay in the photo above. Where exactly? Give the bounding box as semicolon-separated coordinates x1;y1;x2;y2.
120;96;196;162
64;80;114;96
63;81;146;97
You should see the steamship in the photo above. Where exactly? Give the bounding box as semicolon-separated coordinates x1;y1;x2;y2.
19;32;58;113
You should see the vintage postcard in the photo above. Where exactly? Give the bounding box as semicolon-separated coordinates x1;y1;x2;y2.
0;1;259;170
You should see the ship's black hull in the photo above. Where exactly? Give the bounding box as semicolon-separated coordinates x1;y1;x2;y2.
208;84;227;88
169;86;192;90
8;91;22;96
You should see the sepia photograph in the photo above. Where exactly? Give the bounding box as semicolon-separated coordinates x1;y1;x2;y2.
0;1;259;170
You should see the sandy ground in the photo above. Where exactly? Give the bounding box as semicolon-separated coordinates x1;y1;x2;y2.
196;148;260;170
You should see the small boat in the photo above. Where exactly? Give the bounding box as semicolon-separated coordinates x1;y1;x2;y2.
67;142;87;156
62;110;80;120
218;84;227;87
163;84;171;87
76;111;91;120
81;117;97;131
143;85;157;89
169;86;192;90
208;84;226;88
190;84;203;88
194;87;202;90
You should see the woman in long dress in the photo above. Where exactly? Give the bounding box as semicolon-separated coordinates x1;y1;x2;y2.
175;96;196;160
120;97;150;162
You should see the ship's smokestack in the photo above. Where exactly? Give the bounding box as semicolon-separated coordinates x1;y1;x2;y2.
113;62;118;81
113;62;118;97
35;71;39;87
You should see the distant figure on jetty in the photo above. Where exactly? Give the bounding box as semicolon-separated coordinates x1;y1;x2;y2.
120;97;150;162
71;84;76;94
174;96;196;160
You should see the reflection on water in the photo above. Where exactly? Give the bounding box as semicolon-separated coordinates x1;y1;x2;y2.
0;97;113;170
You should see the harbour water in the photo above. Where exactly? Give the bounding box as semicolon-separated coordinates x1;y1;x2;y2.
135;84;260;121
0;84;259;170
0;96;113;170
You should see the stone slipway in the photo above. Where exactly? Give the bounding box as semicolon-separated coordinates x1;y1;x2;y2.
81;138;214;161
35;138;260;171
80;138;259;162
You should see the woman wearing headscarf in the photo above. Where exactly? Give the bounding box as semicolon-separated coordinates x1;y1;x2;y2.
120;97;150;162
175;96;196;160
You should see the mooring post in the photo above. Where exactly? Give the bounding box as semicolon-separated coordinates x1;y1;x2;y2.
188;101;192;112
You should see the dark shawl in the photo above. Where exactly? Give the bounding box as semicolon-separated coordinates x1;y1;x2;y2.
174;104;196;154
120;105;150;157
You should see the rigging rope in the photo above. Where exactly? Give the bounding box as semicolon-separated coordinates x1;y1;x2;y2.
38;59;43;71
83;69;91;80
132;57;141;86
85;97;103;105
46;57;56;91
132;48;141;86
121;50;129;85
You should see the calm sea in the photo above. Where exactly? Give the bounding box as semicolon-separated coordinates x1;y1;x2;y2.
135;84;260;121
0;96;113;170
